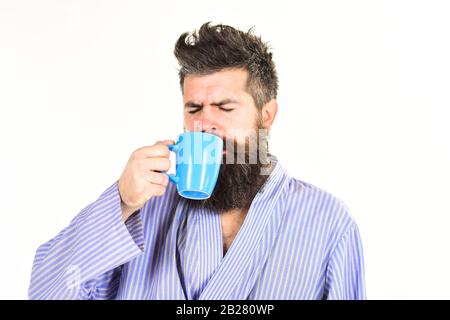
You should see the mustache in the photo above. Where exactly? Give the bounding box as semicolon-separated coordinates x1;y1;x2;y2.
220;135;269;165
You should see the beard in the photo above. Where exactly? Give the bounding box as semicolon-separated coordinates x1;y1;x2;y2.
186;126;272;212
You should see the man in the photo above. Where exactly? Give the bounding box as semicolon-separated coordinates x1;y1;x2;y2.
29;22;366;300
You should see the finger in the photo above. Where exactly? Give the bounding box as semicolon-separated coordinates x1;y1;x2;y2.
155;139;176;146
151;184;166;197
143;157;171;172
145;171;169;187
141;177;166;196
133;144;170;159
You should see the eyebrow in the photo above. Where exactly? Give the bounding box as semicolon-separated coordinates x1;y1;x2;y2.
184;98;239;108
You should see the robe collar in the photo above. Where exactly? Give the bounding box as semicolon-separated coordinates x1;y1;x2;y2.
154;155;290;300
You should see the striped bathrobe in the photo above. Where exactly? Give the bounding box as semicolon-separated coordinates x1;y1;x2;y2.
28;156;366;300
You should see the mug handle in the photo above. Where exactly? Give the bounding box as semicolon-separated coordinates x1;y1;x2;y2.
165;143;179;184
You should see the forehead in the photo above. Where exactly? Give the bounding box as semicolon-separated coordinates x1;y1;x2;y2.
183;68;249;102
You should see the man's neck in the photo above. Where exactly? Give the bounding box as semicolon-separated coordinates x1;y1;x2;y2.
220;207;249;256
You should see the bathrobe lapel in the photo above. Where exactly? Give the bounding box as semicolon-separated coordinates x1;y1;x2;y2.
198;159;290;300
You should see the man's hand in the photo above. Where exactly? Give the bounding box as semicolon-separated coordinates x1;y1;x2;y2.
118;140;175;222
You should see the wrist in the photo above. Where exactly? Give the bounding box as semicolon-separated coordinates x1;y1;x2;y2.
120;201;137;222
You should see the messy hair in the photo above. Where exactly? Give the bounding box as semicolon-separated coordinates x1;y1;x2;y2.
174;22;279;110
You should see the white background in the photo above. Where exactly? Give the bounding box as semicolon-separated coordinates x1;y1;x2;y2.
1;0;449;299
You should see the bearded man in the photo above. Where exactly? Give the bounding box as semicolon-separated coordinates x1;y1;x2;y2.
29;22;366;300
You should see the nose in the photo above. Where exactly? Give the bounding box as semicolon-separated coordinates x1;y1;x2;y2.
201;123;217;134
193;117;217;134
188;106;224;138
192;119;223;139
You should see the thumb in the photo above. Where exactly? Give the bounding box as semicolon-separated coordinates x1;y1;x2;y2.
155;139;176;146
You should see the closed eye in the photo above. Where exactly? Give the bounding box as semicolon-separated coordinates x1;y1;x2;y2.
187;106;234;114
187;106;202;114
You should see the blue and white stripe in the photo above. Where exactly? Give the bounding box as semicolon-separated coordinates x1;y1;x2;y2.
28;155;366;300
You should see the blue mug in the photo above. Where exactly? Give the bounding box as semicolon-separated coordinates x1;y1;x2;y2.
166;132;223;200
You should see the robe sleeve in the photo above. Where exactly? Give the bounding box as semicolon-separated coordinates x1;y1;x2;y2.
28;181;144;300
324;222;367;300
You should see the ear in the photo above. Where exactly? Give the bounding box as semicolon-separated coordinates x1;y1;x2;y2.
261;99;278;130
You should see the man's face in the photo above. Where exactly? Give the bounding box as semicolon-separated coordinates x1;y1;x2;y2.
181;68;272;212
182;68;260;146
